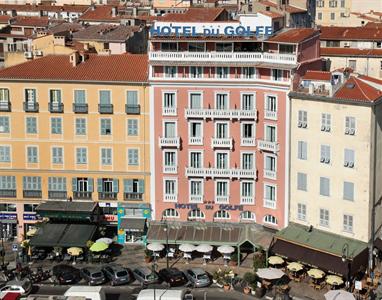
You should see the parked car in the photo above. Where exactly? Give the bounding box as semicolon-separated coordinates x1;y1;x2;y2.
158;268;187;287
0;279;32;297
184;268;211;288
64;286;106;300
102;265;130;286
80;267;106;286
132;267;159;286
52;265;80;285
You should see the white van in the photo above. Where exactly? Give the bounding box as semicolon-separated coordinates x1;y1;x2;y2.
137;289;193;300
64;287;106;300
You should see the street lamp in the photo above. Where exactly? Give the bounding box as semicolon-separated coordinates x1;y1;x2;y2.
342;243;351;290
162;220;169;269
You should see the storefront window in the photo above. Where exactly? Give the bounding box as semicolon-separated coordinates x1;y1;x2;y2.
102;207;117;215
24;204;38;212
0;203;16;212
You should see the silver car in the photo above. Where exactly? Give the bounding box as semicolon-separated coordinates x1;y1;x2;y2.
184;268;211;288
102;265;130;286
80;266;106;285
133;267;159;286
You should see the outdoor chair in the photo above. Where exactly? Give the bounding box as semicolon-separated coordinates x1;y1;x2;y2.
47;253;54;261
76;255;85;262
63;254;71;261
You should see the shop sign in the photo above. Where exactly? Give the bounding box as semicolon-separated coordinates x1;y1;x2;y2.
0;213;17;220
174;203;243;211
219;204;243;211
23;213;41;221
102;214;118;222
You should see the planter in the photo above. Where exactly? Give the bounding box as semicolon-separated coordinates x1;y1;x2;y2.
229;261;238;266
212;279;217;284
216;282;223;288
251;290;256;296
144;257;152;263
243;287;251;295
255;287;266;298
223;284;231;291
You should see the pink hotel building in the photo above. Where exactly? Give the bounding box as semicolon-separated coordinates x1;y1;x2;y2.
149;18;321;229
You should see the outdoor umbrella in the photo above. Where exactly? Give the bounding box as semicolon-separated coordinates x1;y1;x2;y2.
20;240;30;248
268;256;284;265
325;275;344;286
307;268;325;279
96;237;113;245
26;228;38;237
217;245;235;254
325;290;355;300
195;244;213;253
147;243;165;252
90;241;109;252
287;262;304;272
67;247;83;256
256;268;285;280
179;244;196;252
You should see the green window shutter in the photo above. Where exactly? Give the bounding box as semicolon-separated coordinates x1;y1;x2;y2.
113;179;119;192
97;178;103;192
23;176;27;189
48;177;52;191
88;178;94;192
72;177;77;192
138;180;144;193
124;179;133;193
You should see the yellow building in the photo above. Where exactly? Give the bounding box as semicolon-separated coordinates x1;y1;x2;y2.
0;52;150;243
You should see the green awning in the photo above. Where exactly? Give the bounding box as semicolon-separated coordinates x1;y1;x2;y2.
57;224;97;247
36;201;98;220
30;223;67;247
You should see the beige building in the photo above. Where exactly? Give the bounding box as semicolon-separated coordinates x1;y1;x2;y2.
0;52;151;243
289;70;382;244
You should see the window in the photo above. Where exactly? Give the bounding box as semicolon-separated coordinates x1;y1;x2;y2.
164;151;176;167
128;149;138;165
216;67;229;79
0;89;9;102
48;177;66;191
242;153;254;169
316;0;324;7
164;122;176;138
344;149;355;168
265;125;276;142
214;210;230;220
0;146;10;162
216;43;232;52
297;203;306;221
50;89;62;103
348;60;356;71
298;110;307;128
321;113;331;132
216;122;228;138
74;90;86;104
345;116;355;135
216;152;228;169
320;145;331;164
0;116;9;133
189;93;202;109
265;96;277;112
297;172;307;191
164;179;176;196
298;141;307;160
190;66;203;78
73;177;93;193
190;152;202;168
100;119;111;135
216;181;228;197
126;91;138;106
264;214;278;225
190;180;202;196
0;176;16;190
27;146;38;163
97;178;118;193
264;184;276;208
242;67;256;79
340;12;345;17
76;147;87;164
343;181;354;201
242;94;254;110
330;12;335;20
26;117;37;134
163;92;176;109
318;12;322;20
188;42;204;52
75;118;86;135
240;211;256;221
99;90;111;104
326;40;340;47
343;214;353;232
242;123;254;138
163;208;179;218
164;66;176;78
272;69;283;81
24;204;38;212
188;209;205;220
51;117;62;134
216;94;228;110
265;155;276;171
319;209;329;227
329;0;337;7
25;89;36;103
190;122;202;138
23;176;41;191
52;147;63;164
161;42;177;51
320;177;330;196
241;181;254;204
0;203;16;212
100;148;111;165
340;0;345;7
127;119;138;136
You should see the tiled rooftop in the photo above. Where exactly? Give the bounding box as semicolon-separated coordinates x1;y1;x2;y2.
72;24;140;42
267;28;318;43
158;8;227;22
320;26;382;40
302;70;331;81
320;47;382;57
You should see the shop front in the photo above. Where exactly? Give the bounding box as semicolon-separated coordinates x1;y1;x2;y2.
0;213;17;240
99;202;118;238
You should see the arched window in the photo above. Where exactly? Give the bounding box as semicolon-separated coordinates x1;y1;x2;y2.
188;209;205;220
240;211;256;222
213;210;231;220
264;214;278;225
162;208;179;218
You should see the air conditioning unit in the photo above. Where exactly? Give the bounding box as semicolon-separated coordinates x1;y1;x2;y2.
348;162;354;168
345;128;350;134
343;42;350;47
324;158;330;163
320;157;325;163
325;127;330;132
302;122;307;128
24;51;33;59
344;161;349;167
34;50;43;56
298;121;303;128
321;125;326;131
349;129;355;135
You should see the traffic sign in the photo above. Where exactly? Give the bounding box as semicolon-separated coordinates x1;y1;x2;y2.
11;243;18;252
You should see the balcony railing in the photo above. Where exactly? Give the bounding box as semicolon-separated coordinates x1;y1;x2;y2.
190;195;203;203
163;107;177;116
98;192;118;200
0;190;16;198
24;102;39;112
264;198;276;209
48;191;67;199
73;103;88;113
265;110;277;120
73;191;92;200
264;169;277;180
189;137;203;145
98;104;113;114
163;165;177;174
49;102;64;113
124;192;143;201
258;140;279;153
0;101;11;112
186;167;257;179
23;190;42;198
164;194;177;202
215;195;229;204
126;104;141;114
159;137;180;148
149;51;298;65
185;108;257;120
241;196;254;205
211;137;233;149
241;138;256;146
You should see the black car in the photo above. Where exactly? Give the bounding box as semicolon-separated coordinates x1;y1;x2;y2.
158;268;187;287
52;264;80;285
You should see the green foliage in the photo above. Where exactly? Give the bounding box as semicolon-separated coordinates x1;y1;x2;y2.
86;240;94;249
230;252;241;262
243;272;257;285
253;252;266;271
144;249;153;258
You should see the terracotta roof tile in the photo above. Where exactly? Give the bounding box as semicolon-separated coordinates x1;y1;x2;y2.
12;16;50;27
79;5;124;22
0;54;148;82
0;15;10;23
320;26;382;40
72;24;139;42
159;8;226;22
358;74;382;85
258;10;284;19
302;70;331;81
258;0;278;8
321;47;382;57
334;76;382;102
0;4;89;12
267;28;318;43
285;5;306;13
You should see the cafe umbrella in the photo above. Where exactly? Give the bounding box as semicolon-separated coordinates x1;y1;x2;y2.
287;262;304;272
325;290;355;300
307;268;325;279
325;275;344;286
256;268;285;280
90;241;109;253
268;256;285;266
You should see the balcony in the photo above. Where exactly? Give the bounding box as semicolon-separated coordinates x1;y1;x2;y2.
98;192;118;200
24;102;39;112
0;101;11;112
241;196;254;205
149;51;297;65
23;190;42;198
73;191;92;200
264;169;277;180
189;137;203;145
124;192;143;201
163;107;177;116
0;190;16;198
159;137;180;148
73;103;88;113
48;191;67;199
185;167;257;179
126;104;141;114
164;194;177;202
163;165;177;174
258;140;279;153
265;110;277;120
98;104;113;114
190;195;203;203
185;108;257;120
211;137;233;149
215;195;229;204
241;138;256;146
49;102;64;113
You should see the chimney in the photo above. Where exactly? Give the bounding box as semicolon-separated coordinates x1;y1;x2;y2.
132;7;137;17
83;43;89;51
111;6;117;17
70;51;80;67
91;4;96;11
